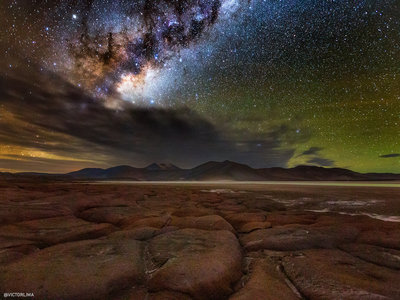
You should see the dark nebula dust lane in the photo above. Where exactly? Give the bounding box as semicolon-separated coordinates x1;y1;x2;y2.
1;0;400;173
66;0;225;99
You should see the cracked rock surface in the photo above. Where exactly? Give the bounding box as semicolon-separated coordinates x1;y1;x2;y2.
0;181;399;299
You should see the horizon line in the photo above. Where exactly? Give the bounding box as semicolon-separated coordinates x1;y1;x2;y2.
2;160;400;176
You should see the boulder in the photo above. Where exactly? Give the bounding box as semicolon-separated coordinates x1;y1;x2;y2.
0;216;116;246
224;213;266;226
339;243;400;270
357;230;400;250
78;206;154;226
0;237;39;265
170;215;234;232
124;215;172;229
0;201;71;225
240;225;358;251
147;229;242;299
282;249;400;299
238;222;272;233
0;238;145;300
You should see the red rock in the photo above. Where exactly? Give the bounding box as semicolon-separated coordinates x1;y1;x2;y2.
282;249;400;299
0;238;145;300
0;201;71;225
224;212;266;226
0;216;116;246
357;229;400;250
339;243;400;270
108;226;180;241
0;245;38;265
147;290;193;300
170;215;234;232
242;199;286;211
0;237;39;265
1;182;399;299
230;258;299;300
114;288;192;300
240;225;358;251
238;221;272;233
172;207;217;217
147;229;242;299
314;214;399;232
0;236;37;249
124;215;172;229
266;212;317;226
108;227;160;241
78;206;153;226
217;203;247;212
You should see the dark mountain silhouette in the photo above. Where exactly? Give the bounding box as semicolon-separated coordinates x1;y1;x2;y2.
185;160;266;181
67;164;184;181
258;165;368;181
67;168;108;179
2;161;400;181
145;163;181;171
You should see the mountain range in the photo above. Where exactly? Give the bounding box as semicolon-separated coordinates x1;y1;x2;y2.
2;161;400;181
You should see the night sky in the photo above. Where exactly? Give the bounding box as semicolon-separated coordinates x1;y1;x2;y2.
1;0;400;173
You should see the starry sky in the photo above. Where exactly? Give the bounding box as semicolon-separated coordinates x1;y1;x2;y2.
1;0;400;173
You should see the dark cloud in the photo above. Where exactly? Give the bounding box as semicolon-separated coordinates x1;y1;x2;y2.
379;153;400;158
299;146;323;156
0;64;297;171
307;157;335;167
0;157;101;174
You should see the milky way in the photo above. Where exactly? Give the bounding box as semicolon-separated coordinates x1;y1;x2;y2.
57;0;241;105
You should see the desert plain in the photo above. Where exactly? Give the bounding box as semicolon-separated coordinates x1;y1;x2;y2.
0;180;399;299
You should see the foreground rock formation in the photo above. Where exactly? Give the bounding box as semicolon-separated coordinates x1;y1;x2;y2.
0;181;399;299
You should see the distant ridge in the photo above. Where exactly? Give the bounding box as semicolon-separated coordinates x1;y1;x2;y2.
185;160;266;181
2;161;400;181
145;163;181;171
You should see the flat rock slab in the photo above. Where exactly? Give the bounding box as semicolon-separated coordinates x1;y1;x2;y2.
241;199;286;211
265;212;317;226
125;215;172;229
224;212;267;226
108;226;179;241
172;207;217;217
238;221;271;233
0;237;39;265
148;229;242;299
240;225;358;251
0;201;71;225
170;215;234;232
230;258;300;300
282;249;400;300
339;243;400;270
313;214;400;232
0;238;145;300
0;216;116;246
115;288;192;300
78;206;157;226
357;229;400;250
0;236;37;249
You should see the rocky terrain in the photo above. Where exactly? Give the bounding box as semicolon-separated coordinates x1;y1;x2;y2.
0;181;399;299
